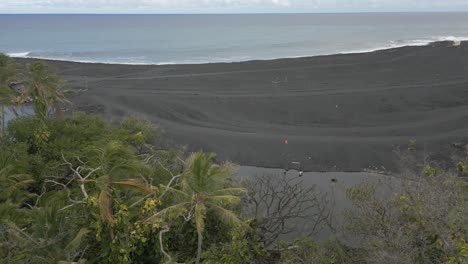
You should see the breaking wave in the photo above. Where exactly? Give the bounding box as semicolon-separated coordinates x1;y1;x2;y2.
5;36;468;65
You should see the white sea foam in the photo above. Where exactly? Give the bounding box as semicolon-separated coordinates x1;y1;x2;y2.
6;52;31;58
342;36;468;55
4;36;468;65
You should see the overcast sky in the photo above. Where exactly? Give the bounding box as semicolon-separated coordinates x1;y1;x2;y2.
1;0;468;13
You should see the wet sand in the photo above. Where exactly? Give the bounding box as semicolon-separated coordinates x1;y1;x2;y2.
16;41;468;171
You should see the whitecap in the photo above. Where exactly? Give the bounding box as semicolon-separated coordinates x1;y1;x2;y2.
6;52;31;58
341;36;468;55
3;36;468;65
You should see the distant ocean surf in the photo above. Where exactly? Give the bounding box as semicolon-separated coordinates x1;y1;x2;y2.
1;13;468;65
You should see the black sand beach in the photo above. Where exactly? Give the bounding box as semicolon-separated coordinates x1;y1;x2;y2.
17;41;468;171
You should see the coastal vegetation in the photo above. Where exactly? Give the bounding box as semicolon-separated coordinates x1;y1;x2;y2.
0;54;467;263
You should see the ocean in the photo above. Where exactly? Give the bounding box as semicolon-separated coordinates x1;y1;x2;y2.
1;13;468;65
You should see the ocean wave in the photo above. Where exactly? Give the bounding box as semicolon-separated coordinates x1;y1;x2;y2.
5;52;156;65
6;52;31;58
4;36;468;65
342;36;468;55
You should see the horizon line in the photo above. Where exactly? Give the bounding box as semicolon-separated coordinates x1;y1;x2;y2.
2;11;468;15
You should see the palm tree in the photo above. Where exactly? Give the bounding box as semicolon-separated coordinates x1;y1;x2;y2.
4;204;90;264
0;163;33;206
73;142;153;239
0;54;18;134
147;152;246;264
24;61;69;121
12;61;70;145
0;151;33;227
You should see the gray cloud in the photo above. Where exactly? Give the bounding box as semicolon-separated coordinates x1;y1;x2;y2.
1;0;468;12
1;0;290;8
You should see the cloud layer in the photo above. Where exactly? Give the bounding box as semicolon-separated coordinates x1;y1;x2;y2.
1;0;468;12
2;0;290;8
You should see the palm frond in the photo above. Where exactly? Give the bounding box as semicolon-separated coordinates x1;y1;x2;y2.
146;202;191;223
112;179;152;193
159;184;190;200
0;87;15;105
95;174;111;191
206;195;241;205
64;228;89;252
5;221;38;245
0;167;33;202
0;203;29;224
183;152;228;193
0;176;34;201
98;191;115;225
212;187;247;196
207;202;241;227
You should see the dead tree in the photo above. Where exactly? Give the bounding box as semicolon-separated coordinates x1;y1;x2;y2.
242;173;330;247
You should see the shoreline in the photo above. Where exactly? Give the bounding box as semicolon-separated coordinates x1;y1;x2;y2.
14;41;468;172
8;39;466;66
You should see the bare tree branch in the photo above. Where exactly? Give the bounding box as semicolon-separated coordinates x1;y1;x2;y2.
159;225;172;263
243;173;330;247
61;153;100;200
44;180;86;211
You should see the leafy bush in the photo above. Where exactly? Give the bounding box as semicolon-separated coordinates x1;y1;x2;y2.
0;112;249;263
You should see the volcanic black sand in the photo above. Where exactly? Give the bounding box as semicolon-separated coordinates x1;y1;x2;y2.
16;41;468;171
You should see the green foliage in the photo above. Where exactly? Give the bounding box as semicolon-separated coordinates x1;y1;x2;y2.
0;54;17;86
2;199;90;264
0;151;32;204
0;54;19;135
457;162;468;175
279;239;352;264
346;183;375;202
147;152;246;263
2;60;69;147
0;107;251;263
5;114;123;193
0;53;18;103
344;167;468;264
203;220;267;264
422;164;440;177
26;61;68;119
119;115;159;153
408;139;417;151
